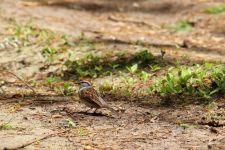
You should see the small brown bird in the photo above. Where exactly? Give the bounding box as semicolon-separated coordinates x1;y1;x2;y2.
76;80;118;115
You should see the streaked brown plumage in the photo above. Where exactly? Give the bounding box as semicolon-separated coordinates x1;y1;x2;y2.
77;80;118;115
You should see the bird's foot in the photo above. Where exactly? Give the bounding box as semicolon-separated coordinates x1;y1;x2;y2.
85;108;93;113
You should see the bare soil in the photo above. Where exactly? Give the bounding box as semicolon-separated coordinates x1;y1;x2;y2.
0;0;225;150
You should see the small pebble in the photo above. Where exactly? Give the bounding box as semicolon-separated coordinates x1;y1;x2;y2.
84;145;92;150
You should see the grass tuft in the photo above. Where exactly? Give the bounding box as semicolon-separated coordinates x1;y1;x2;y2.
150;63;225;98
65;50;155;78
204;5;225;14
166;20;193;32
0;119;14;130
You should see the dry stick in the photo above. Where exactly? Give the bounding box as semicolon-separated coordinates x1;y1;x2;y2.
98;37;179;48
5;70;36;95
4;129;70;150
108;15;160;29
1;71;74;103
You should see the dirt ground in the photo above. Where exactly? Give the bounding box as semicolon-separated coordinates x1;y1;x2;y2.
0;0;225;149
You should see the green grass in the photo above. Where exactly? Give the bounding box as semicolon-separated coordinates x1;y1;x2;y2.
99;77;137;97
150;64;161;72
179;123;195;129
66;119;76;128
41;46;58;61
65;50;155;78
1;21;75;62
45;76;60;88
98;63;224;103
43;76;76;96
64;119;87;136
166;20;193;32
126;64;138;74
5;21;223;101
204;5;225;14
139;71;151;81
150;63;225;98
57;82;75;96
99;81;118;93
0;120;14;130
0;123;13;130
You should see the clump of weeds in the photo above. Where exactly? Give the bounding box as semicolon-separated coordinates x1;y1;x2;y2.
149;63;225;98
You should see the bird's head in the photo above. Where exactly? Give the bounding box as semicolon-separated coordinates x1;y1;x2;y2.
76;80;92;88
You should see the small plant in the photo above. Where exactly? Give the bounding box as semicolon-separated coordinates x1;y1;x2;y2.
41;46;57;61
66;119;76;128
126;64;138;74
59;82;74;96
61;33;75;46
166;20;193;32
150;64;161;72
0;119;13;130
0;123;13;130
139;71;151;81
30;79;38;86
109;63;120;70
5;20;76;64
46;76;60;89
179;123;195;129
204;5;225;14
11;21;36;38
122;76;136;88
134;50;154;64
46;76;58;84
84;53;101;63
99;81;117;92
150;64;225;98
116;51;125;58
65;50;155;78
65;52;104;78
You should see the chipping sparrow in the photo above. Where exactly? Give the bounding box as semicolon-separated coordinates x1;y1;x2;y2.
76;80;118;115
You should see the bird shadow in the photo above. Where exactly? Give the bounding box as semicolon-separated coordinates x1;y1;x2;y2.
63;108;116;119
75;111;105;116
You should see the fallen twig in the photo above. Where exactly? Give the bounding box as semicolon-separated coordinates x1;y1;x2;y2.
4;129;70;150
0;93;74;105
108;15;160;29
4;70;36;95
98;37;179;48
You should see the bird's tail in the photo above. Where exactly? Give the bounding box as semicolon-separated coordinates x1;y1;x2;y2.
104;105;119;115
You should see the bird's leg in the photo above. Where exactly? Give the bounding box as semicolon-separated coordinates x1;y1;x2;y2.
93;108;98;114
85;108;93;113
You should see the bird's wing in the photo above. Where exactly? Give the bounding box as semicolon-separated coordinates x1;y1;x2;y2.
80;87;107;107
